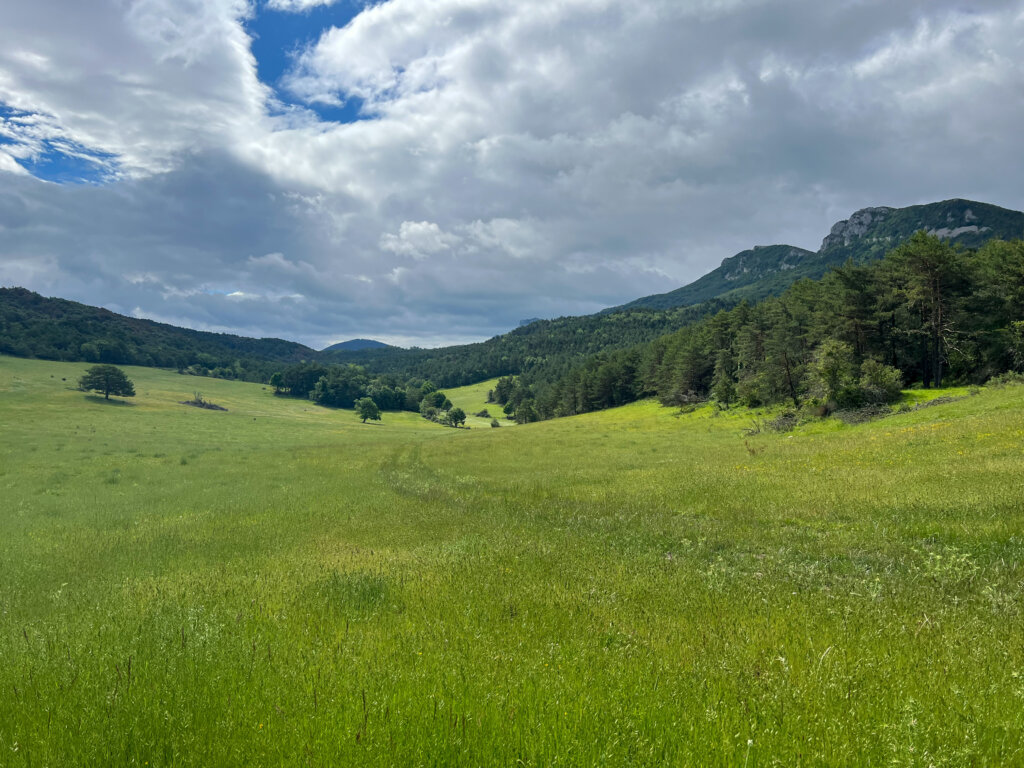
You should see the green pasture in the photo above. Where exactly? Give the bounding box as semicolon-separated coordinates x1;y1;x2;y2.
444;377;512;428
1;355;1023;766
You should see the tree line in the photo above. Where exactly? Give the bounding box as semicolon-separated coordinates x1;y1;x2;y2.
495;234;1024;422
269;361;470;425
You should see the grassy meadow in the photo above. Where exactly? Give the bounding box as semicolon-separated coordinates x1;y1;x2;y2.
445;377;515;428
1;354;1023;765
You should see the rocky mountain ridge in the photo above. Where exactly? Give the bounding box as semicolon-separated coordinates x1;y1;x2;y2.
608;198;1024;313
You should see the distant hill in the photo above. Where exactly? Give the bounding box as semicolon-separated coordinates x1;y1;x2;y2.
322;338;393;352
0;287;315;380
610;199;1024;312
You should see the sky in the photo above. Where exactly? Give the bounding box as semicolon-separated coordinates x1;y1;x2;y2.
1;1;1023;349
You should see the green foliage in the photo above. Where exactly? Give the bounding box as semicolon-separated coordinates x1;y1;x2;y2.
710;347;736;405
327;301;728;391
534;236;1024;421
355;396;381;423
809;339;857;406
859;359;904;404
420;390;448;411
0;287;311;380
78;364;135;400
445;406;466;428
311;364;368;408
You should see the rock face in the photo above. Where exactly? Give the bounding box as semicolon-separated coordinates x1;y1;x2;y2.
820;207;895;251
927;225;989;239
721;246;812;281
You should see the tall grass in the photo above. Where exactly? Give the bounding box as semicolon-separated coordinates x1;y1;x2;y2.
1;355;1022;765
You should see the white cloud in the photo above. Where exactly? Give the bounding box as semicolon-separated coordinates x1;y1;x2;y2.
265;0;340;11
0;150;29;175
0;0;268;176
380;221;461;260
1;0;1023;347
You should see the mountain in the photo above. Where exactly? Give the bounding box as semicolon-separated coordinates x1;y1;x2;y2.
610;199;1024;312
322;338;393;352
609;244;816;312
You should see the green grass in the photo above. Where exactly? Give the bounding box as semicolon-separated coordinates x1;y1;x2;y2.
445;377;513;428
2;355;1023;766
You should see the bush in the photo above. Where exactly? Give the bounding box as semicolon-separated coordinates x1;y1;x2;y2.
490;418;501;428
859;359;903;404
767;410;799;432
988;371;1024;388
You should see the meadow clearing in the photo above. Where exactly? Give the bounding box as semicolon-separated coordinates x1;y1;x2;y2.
1;354;1023;766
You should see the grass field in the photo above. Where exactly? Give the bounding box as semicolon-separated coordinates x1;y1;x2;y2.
444;377;514;428
1;354;1023;766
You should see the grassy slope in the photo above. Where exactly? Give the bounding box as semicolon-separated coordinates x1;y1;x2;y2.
1;355;1023;766
445;377;515;428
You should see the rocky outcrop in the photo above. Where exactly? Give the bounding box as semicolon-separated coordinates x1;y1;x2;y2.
927;225;990;239
819;207;894;251
721;246;811;281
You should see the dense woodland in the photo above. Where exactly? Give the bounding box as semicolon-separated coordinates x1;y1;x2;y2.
324;299;730;387
269;360;439;413
0;287;313;381
494;234;1024;422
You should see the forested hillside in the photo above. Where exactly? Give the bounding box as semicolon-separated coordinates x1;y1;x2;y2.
323;299;732;387
0;287;315;381
495;234;1024;422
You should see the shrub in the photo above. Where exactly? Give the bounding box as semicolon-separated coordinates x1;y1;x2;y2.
988;371;1024;388
859;359;903;404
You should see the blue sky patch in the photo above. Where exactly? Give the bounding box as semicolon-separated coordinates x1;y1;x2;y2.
247;1;370;124
0;104;119;184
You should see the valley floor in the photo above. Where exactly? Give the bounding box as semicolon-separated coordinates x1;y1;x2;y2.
1;355;1023;765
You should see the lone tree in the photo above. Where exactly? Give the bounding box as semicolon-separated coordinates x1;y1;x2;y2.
79;364;135;400
446;406;466;428
355;397;381;423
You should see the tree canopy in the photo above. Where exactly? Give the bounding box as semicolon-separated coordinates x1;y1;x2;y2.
78;364;135;400
356;397;381;423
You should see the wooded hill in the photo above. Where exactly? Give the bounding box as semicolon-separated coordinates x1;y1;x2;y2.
495;233;1024;422
0;287;316;381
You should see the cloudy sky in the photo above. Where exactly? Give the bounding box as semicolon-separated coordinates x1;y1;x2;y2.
1;0;1022;348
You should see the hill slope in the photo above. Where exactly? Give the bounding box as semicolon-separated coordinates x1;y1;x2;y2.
322;338;393;352
0;287;316;378
612;198;1024;312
